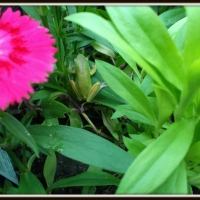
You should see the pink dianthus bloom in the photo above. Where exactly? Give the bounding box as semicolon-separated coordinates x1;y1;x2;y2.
0;8;57;110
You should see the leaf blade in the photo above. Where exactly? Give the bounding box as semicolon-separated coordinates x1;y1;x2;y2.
184;6;200;67
0;112;39;156
116;118;196;194
27;125;133;173
46;171;119;193
96;60;157;125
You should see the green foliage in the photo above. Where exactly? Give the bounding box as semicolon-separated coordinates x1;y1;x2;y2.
0;112;39;156
27;125;133;173
64;5;200;194
18;171;46;194
1;5;200;195
46;171;120;193
116;119;196;193
43;150;57;187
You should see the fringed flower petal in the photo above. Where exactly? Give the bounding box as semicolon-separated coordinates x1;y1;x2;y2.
0;8;57;110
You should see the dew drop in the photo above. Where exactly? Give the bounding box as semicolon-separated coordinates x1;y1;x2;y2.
57;148;63;153
50;134;52;137
25;130;30;136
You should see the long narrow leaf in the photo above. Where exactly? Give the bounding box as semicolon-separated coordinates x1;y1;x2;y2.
27;125;133;173
96;60;157;125
65;12;174;92
0;112;39;156
152;160;187;194
116;118;196;194
159;7;186;28
183;7;200;68
46;171;120;193
18;171;46;194
106;6;184;90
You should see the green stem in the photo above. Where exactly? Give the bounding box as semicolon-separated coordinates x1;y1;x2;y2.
6;149;26;173
81;112;118;144
22;143;27;166
65;94;120;145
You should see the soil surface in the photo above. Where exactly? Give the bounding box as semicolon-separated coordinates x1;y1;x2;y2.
31;152;117;194
0;149;117;194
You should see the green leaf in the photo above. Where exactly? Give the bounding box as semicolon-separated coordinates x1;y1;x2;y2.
184;6;200;68
159;7;186;28
175;59;200;120
31;90;52;101
40;99;70;119
187;60;200;97
91;71;127;108
77;39;93;49
46;171;120;193
67;32;90;43
171;161;188;194
44;118;59;126
21;6;42;22
106;6;184;90
67;104;83;128
112;44;140;78
185;141;200;163
168;17;187;53
65;12;163;86
43;150;57;187
0;112;39;156
27;154;37;171
18;171;46;194
41;74;67;93
128;131;152;144
116;118;196;194
113;105;153;126
82;165;101;194
81;29;116;52
5;187;19;194
82;186;96;194
154;85;175;130
101;108;119;140
152;160;187;194
27;125;133;173
89;68;126;107
91;41;116;58
140;74;154;96
123;136;146;158
96;60;157;125
85;6;100;15
93;88;126;108
188;172;200;188
67;6;77;15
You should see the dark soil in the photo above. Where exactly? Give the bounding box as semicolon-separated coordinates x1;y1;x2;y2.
0;5;199;195
0;148;117;194
31;152;117;194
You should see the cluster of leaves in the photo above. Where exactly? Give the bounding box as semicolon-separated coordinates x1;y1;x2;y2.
1;5;200;194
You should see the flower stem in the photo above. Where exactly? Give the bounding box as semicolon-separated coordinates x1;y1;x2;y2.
81;112;117;143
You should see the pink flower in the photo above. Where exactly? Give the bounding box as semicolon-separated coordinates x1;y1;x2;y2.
0;8;57;110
